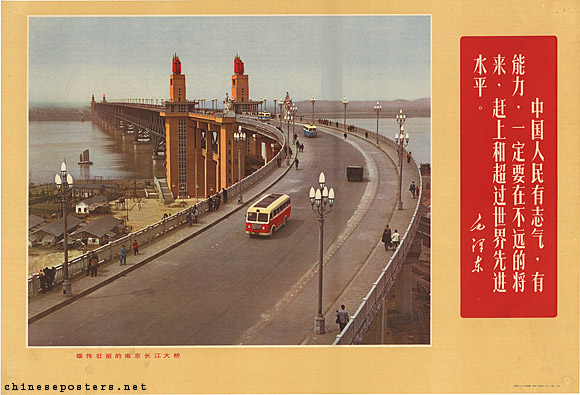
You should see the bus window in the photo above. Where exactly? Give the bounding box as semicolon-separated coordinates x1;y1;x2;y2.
247;212;257;221
258;213;269;222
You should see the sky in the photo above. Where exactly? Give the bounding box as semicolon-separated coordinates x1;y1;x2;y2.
29;15;430;105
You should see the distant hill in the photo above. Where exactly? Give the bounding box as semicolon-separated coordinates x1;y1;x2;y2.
293;98;430;118
29;104;92;122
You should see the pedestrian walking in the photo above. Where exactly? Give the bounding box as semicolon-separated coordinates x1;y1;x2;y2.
222;188;228;203
336;305;349;332
215;194;221;210
344;132;347;139
407;151;412;163
119;245;127;265
365;131;369;138
132;240;139;255
44;267;55;290
295;158;299;170
381;225;392;251
90;252;99;277
192;205;198;224
409;181;416;199
188;210;193;227
392;229;401;250
39;269;47;293
86;252;93;276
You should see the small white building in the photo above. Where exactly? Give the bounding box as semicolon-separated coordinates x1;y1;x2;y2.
75;194;108;215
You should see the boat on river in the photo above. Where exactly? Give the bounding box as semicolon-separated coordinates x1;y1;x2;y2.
78;149;93;165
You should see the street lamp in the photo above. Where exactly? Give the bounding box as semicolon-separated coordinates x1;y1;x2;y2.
279;101;283;127
260;97;263;113
343;97;348;133
291;104;297;142
263;97;267;114
395;109;409;210
234;125;246;203
309;172;335;334
311;96;316;125
285;110;291;165
55;161;73;297
273;96;277;117
374;102;382;145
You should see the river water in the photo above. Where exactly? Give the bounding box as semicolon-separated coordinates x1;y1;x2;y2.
326;116;431;165
29;117;430;185
29;121;166;185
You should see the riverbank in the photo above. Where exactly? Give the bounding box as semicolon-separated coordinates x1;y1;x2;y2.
28;193;202;275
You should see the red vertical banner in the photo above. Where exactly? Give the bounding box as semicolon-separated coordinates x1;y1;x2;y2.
460;36;557;317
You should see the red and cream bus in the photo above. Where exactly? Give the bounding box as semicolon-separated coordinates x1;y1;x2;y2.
245;193;291;236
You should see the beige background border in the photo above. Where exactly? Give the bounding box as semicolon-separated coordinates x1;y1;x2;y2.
2;1;579;393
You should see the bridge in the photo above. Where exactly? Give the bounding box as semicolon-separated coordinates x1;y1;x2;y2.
92;97;283;200
28;54;428;345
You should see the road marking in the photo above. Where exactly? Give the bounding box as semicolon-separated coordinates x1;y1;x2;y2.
237;128;381;344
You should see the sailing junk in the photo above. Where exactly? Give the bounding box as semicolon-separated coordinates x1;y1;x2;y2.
78;149;93;165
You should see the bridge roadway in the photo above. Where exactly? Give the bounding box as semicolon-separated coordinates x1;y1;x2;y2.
28;124;405;346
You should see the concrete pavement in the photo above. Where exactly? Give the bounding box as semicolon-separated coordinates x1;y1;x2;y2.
302;127;421;344
28;150;296;325
28;123;422;346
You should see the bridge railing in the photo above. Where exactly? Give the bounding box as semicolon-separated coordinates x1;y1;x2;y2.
27;117;285;297
333;129;423;345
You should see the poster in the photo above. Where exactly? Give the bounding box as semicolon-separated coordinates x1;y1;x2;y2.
2;1;579;393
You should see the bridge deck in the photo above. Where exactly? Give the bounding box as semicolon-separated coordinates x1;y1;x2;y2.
28;125;421;345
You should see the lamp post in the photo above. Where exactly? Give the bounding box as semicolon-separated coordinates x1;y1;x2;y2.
374;102;382;145
282;94;293;166
260;97;263;113
263;97;267;114
291;104;297;141
309;172;335;334
311;96;316;125
273;96;277;117
395;109;409;210
234;125;246;203
343;98;348;133
279;101;283;127
55;161;73;297
285;110;291;165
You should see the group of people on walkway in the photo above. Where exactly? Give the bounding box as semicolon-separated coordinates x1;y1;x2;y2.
38;267;56;293
208;192;222;212
294;138;305;153
381;224;400;251
188;205;199;227
85;251;100;277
